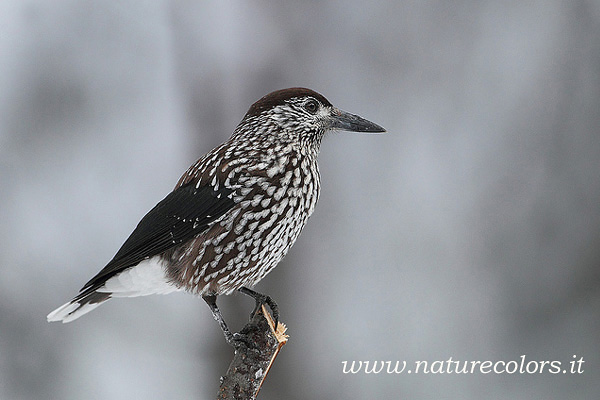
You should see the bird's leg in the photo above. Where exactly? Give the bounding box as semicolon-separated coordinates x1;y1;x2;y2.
202;294;252;348
239;287;280;329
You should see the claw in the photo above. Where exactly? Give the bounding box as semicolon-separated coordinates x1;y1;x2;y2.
204;293;256;348
239;287;279;328
229;332;254;349
203;290;280;348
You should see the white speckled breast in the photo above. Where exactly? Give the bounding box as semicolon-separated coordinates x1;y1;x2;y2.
165;131;321;296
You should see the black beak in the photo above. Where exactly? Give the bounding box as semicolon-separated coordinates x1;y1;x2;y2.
328;108;386;133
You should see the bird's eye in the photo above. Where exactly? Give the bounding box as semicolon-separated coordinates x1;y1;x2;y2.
304;99;319;114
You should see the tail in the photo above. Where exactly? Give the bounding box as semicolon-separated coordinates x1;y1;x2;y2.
47;289;111;323
47;257;182;323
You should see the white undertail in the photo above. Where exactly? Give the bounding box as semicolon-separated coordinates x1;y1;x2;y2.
47;256;181;323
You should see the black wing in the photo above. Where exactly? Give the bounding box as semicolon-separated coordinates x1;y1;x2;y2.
81;182;235;291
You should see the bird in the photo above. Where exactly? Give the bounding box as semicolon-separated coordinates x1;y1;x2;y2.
47;87;385;345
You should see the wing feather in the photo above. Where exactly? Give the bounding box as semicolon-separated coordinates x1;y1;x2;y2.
81;182;235;291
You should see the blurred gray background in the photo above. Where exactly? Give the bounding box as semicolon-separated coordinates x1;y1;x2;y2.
1;1;599;399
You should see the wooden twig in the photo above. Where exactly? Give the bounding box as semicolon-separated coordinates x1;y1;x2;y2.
217;305;288;400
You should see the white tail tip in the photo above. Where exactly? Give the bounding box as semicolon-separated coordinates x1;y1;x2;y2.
47;300;104;323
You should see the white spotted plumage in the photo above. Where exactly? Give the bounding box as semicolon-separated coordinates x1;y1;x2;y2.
47;87;384;324
163;106;322;296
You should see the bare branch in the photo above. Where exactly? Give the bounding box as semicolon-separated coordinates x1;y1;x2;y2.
217;306;288;400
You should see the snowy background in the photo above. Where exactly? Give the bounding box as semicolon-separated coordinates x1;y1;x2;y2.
1;1;599;399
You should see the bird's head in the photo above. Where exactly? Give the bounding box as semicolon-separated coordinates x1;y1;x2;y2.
234;88;385;153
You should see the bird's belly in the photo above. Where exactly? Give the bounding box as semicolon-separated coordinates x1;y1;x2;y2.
166;184;318;296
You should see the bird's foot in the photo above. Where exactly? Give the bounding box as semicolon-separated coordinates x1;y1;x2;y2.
225;331;255;349
204;293;256;349
239;287;280;329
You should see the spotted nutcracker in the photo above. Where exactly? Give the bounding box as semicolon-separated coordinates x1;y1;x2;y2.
47;87;385;344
